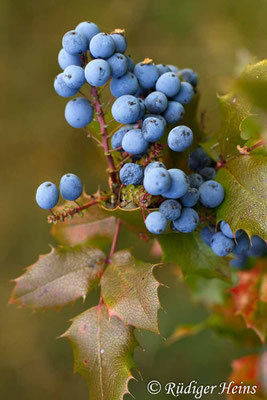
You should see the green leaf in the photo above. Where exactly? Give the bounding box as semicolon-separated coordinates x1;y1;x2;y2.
216;154;267;240
216;91;251;160
62;304;138;400
10;245;105;309
101;250;161;333
158;232;231;282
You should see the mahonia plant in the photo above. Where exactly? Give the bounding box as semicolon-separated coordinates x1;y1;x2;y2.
10;21;267;399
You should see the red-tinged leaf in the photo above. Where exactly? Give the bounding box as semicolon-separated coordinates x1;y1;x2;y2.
62;304;138;400
230;261;267;342
101;250;161;333
9;245;105;310
227;353;266;399
51;201;116;248
166;322;205;345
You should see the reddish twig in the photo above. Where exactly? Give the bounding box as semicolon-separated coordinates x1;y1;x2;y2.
107;219;121;262
47;199;99;223
90;86;118;186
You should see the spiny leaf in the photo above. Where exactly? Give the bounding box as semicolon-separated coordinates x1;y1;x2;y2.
101;250;161;333
216;154;267;240
166;322;206;345
62;304;138;400
157;232;231;282
10;245;105;310
230;261;267;343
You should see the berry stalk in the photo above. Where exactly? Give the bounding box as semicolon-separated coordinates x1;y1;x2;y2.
90;85;118;187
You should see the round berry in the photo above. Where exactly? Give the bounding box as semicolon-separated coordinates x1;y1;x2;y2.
156;72;181;97
111;32;127;53
144;167;171;195
159;199;182;221
110;72;139;97
180;187;199;207
65;97;94;128
36;182;59;210
142;117;165;142
62;30;88;55
220;221;243;239
179;68;198;87
54;73;78;97
199;180;224;208
89;33;115;58
63;65;85;89
199;167;216;181
111;125;133;149
162;169;189;199
168;125;193;152
119;163;144;185
145;91;168;114
85;59;111;87
201;226;215;247
188;147;214;171
156;64;171;75
112;95;141;124
247;235;267;257
122;129;149;155
233;233;251;256
75;21;100;43
163;101;184;124
188;173;204;189
107;53;128;78
60;173;83;201
134;61;159;89
210;232;235;257
145;211;168;235
172;82;194;105
144;161;166;175
58;48;83;70
172;208;199;233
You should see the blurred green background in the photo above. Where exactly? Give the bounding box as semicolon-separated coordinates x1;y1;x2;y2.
1;0;266;398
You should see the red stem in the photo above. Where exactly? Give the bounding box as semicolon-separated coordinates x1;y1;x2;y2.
48;199;99;223
90;86;117;186
108;218;121;262
247;140;266;152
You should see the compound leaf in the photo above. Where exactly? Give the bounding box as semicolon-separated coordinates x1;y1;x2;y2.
62;304;138;400
10;245;105;309
101;250;161;333
158;232;231;282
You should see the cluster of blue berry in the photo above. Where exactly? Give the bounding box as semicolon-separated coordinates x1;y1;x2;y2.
36;174;82;209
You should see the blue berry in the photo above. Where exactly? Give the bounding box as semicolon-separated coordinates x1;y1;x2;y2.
112;95;141;124
65;97;94;128
168;125;193;152
201;226;215;247
210;232;235;256
142;117;165;142
156;72;181;97
159;199;181;221
111;125;132;149
111;32;127;53
54;73;78;97
60;173;83;201
179;68;198;87
143;114;167;127
144;161;166;175
188;173;204;189
162;169;189;199
63;65;85;89
199;167;216;181
247;235;267;257
145;211;167;235
119;163;144;185
230;255;248;269
110;72;139;97
122;129;149;154
233;233;250;256
144;167;171;195
144;91;168;114
58;49;83;70
172;208;199;233
168;65;179;73
163;101;184;124
180;187;199;207
188;147;214;171
156;64;171;75
62;30;88;55
134;61;159;89
172;82;194;105
75;21;100;43
126;55;135;72
199;180;224;208
107;53;128;78
85;59;111;87
220;221;243;239
89;33;115;58
36;182;59;210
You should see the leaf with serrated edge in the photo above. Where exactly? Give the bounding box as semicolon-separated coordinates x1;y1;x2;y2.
101;250;161;333
10;246;105;309
216;154;267;240
62;304;138;400
158;232;231;282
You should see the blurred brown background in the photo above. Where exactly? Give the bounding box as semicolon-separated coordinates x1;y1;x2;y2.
0;0;266;398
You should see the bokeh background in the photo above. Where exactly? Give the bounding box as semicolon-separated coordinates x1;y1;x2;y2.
1;0;266;398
